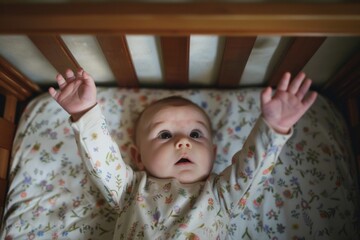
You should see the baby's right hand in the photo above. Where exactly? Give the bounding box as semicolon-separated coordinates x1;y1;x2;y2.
49;68;97;121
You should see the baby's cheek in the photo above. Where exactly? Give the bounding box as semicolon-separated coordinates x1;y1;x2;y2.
146;158;170;177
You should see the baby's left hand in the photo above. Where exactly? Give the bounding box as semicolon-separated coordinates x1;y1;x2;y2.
261;72;318;134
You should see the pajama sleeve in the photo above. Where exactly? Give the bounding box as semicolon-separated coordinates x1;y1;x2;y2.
70;104;135;211
215;117;292;215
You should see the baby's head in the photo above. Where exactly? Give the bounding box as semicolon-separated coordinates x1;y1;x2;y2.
131;96;216;184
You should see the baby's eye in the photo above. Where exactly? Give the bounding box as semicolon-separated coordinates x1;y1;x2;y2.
190;130;202;139
158;131;172;139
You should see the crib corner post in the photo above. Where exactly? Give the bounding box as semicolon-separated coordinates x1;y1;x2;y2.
346;97;360;173
0;94;18;224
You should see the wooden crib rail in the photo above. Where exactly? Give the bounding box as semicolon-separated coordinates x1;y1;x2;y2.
0;2;360;36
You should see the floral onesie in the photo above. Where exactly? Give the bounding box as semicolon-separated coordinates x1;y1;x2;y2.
71;105;291;239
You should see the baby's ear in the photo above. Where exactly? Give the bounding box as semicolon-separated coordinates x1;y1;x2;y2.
129;144;144;170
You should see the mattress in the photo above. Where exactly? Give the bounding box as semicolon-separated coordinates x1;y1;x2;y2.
1;88;359;239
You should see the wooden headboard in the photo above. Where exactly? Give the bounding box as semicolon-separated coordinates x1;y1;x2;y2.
0;2;360;220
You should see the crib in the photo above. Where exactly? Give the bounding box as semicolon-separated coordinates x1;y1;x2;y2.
0;2;359;239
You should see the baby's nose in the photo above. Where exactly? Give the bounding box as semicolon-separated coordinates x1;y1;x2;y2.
176;138;192;150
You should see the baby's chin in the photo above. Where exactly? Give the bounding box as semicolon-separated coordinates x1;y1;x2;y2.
174;166;214;184
143;164;213;184
146;174;207;184
175;173;210;184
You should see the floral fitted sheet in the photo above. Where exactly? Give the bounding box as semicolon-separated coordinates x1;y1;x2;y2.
1;88;359;239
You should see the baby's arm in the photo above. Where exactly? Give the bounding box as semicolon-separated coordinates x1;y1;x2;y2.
217;72;317;213
48;68;97;121
261;72;317;134
49;69;135;209
70;105;135;209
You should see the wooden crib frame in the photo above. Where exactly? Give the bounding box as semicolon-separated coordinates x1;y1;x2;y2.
0;2;359;221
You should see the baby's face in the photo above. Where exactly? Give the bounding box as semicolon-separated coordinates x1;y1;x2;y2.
135;100;215;184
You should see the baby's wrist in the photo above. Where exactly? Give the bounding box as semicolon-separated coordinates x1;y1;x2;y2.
262;117;291;135
71;103;97;122
271;125;291;135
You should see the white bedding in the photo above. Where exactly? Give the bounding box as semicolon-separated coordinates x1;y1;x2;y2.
1;88;359;239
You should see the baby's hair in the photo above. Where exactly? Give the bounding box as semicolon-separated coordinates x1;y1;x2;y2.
133;96;212;145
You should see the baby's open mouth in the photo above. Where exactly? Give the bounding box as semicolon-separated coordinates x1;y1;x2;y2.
176;158;192;165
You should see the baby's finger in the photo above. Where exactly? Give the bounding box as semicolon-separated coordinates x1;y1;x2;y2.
77;68;84;78
65;69;76;82
82;71;95;86
296;78;312;100
277;72;291;92
261;87;272;106
56;74;67;89
288;72;306;94
48;87;59;100
302;91;318;110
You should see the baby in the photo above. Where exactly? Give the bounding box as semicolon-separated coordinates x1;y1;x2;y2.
49;69;317;239
130;96;216;184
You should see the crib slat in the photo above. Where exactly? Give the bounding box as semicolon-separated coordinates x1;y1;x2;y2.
341;72;360;97
217;37;256;87
97;35;138;87
0;149;11;180
0;177;7;221
323;49;360;98
29;35;80;73
0;118;15;150
4;94;17;123
0;117;14;183
323;50;360;167
0;93;18;223
161;36;189;87
268;37;326;86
